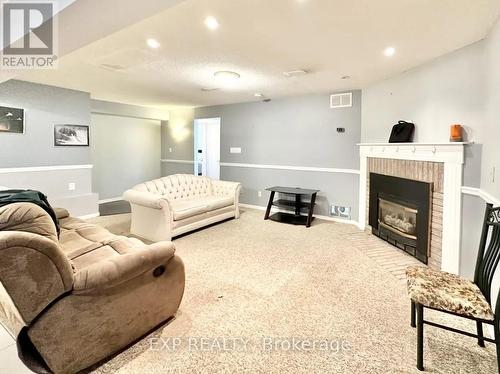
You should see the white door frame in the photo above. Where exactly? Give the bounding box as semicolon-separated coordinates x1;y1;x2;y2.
193;117;221;179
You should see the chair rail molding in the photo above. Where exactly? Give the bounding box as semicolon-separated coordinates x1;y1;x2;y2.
160;159;196;164
461;186;500;206
358;143;466;274
220;162;360;175
0;164;93;174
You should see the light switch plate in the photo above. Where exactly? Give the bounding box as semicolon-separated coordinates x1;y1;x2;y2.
230;147;241;154
68;182;76;191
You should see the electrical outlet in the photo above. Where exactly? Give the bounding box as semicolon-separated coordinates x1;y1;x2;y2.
258;191;262;197
68;182;76;191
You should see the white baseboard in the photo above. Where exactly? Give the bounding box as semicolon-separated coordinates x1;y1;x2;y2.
239;203;360;227
98;196;123;204
78;212;100;220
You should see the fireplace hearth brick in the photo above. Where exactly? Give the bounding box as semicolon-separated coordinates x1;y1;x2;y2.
366;158;444;270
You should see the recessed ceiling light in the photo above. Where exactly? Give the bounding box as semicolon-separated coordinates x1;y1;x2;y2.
204;16;219;30
146;38;160;49
254;93;264;97
214;70;240;86
384;47;396;57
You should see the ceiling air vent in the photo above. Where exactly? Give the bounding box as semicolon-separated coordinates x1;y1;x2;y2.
330;92;352;108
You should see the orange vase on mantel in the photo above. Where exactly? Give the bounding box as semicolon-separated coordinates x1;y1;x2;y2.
450;124;463;142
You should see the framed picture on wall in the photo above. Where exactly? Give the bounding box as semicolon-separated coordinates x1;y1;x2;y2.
0;105;24;134
54;124;89;146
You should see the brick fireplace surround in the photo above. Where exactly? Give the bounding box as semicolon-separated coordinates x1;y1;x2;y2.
358;143;466;274
366;158;443;270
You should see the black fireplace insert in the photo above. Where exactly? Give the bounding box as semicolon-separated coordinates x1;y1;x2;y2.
369;173;432;264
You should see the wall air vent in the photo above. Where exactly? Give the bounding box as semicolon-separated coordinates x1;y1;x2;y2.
283;69;308;77
330;92;352;108
99;63;126;72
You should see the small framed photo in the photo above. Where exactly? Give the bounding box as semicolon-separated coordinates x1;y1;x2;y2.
54;124;89;146
0;105;24;134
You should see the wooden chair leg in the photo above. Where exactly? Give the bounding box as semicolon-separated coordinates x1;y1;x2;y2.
411;300;416;328
416;303;424;371
477;321;485;347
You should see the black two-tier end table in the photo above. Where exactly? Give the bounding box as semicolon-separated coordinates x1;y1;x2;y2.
264;186;319;228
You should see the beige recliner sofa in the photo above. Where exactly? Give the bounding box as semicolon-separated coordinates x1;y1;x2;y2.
0;203;185;373
123;174;241;242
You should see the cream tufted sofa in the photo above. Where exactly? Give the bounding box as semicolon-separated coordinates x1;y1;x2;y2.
123;174;241;242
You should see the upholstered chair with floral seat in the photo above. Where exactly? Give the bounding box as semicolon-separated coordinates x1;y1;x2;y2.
406;203;500;372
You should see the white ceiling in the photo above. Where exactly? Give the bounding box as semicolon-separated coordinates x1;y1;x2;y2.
18;0;500;109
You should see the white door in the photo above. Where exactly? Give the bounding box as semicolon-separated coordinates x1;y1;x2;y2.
194;118;220;180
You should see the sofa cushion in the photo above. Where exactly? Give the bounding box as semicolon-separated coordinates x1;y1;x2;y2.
169;199;208;221
200;196;234;211
169;196;234;221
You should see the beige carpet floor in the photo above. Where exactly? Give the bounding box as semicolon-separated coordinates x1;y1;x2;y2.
88;209;497;374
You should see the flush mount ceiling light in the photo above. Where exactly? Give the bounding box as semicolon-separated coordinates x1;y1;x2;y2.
146;38;160;49
254;93;264;97
204;16;219;30
384;46;396;57
214;70;240;86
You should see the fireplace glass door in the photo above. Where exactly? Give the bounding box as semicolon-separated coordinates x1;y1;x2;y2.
378;198;417;239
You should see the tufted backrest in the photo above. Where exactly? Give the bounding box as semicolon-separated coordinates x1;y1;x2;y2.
133;174;213;201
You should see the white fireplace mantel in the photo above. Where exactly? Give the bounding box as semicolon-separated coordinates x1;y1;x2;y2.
358;142;466;274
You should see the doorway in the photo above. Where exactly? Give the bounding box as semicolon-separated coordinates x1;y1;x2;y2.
193;117;221;180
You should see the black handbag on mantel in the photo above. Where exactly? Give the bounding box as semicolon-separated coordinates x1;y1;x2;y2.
389;120;415;143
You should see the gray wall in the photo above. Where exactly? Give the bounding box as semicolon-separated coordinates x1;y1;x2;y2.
360;17;500;276
0;80;91;167
484;18;500;200
90;112;162;200
91;99;169;121
162;108;195;160
460;194;486;278
361;41;486;144
0;80;98;216
189;91;362;219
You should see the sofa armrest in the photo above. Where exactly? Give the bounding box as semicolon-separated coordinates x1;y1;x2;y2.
212;180;242;198
54;207;70;220
73;242;176;294
123;189;169;210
